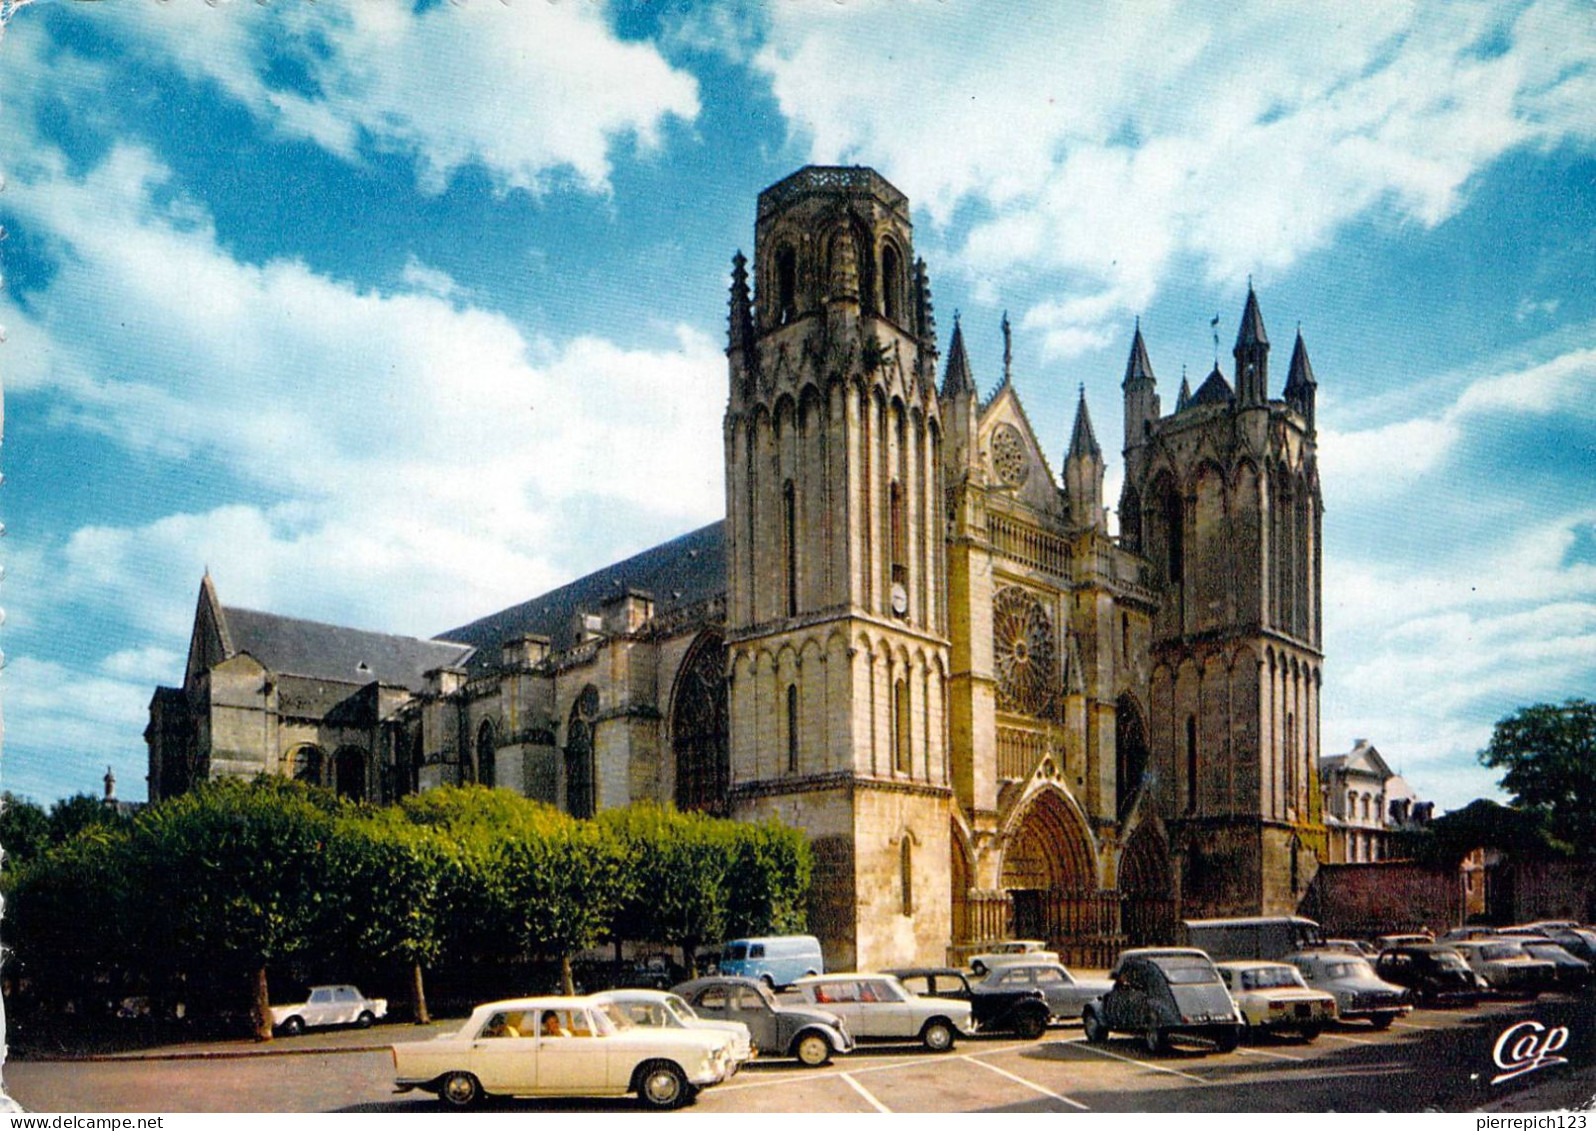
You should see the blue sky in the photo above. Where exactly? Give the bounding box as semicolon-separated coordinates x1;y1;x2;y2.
1;0;1592;810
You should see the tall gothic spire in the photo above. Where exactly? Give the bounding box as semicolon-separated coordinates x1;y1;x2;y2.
1123;317;1155;387
1069;385;1102;461
941;313;975;397
1284;326;1317;431
1234;280;1270;405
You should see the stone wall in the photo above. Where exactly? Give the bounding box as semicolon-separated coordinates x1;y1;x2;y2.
1302;861;1465;937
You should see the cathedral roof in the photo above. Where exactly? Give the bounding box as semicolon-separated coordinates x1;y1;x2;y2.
1189;365;1235;407
221;606;474;692
439;521;727;662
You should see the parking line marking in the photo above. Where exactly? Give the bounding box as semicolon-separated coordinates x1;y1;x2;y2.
961;1054;1090;1110
839;1072;892;1113
1324;1032;1377;1046
1063;1041;1210;1084
1237;1046;1305;1063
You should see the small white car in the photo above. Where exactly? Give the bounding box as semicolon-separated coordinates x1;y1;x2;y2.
600;989;755;1069
392;995;737;1109
1215;961;1336;1041
968;940;1061;975
789;973;974;1051
270;984;388;1035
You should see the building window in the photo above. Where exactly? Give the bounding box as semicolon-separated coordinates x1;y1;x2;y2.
786;683;800;773
476;720;497;790
1185;715;1198;813
289;744;324;786
783;479;798;617
900;836;913;915
889;480;906;585
881;243;902;322
565;685;599;818
334;746;366;801
894;679;911;774
776;245;797;324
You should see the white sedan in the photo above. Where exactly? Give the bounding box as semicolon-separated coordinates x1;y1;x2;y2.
270;985;387;1035
392;995;736;1109
789;974;974;1051
600;989;755;1069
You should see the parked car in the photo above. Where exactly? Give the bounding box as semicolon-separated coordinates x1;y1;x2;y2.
1515;939;1592;990
885;967;1050;1039
1373;945;1484;1007
672;976;852;1067
717;936;824;989
967;940;1060;975
1285;951;1410;1028
789;973;975;1051
391;995;736;1109
1323;938;1380;959
1215;960;1336;1041
1081;948;1243;1055
1184;916;1326;962
1448;939;1558;998
1439;926;1502;943
1499;925;1596;964
972;961;1114;1021
599;989;754;1068
270;984;387;1035
1373;932;1435;951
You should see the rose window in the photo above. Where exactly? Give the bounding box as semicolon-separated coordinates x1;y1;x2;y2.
992;424;1029;486
993;586;1056;718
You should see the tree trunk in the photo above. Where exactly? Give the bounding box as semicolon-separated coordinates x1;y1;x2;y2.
251;965;273;1042
410;960;430;1025
560;953;575;996
683;940;699;980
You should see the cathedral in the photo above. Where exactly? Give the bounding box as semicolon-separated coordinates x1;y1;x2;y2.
148;166;1327;970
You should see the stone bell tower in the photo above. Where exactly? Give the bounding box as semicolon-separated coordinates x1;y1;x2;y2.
722;167;955;969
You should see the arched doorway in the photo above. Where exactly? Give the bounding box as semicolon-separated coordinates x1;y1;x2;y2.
476;720;498;790
288;744;324;787
1115;694;1150;819
565;685;599;818
1120;823;1176;946
334;745;366;801
1001;789;1106;954
670;633;729;814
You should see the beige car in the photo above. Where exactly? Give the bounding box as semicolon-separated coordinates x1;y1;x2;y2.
1215;961;1336;1041
968;940;1060;975
790;974;974;1051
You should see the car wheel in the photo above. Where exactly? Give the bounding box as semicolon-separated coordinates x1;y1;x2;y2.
1014;1010;1047;1040
794;1032;832;1067
637;1062;690;1110
1213;1028;1240;1054
1142;1024;1168;1056
922;1019;956;1053
1369;1013;1395;1031
279;1016;305;1037
439;1072;482;1110
356;1011;375;1030
1299;1024;1322;1043
1082;1009;1109;1044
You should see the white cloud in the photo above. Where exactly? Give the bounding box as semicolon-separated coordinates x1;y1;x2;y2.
60;0;700;196
753;0;1596;356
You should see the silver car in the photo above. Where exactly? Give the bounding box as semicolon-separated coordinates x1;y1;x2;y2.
976;961;1112;1021
1286;951;1410;1028
790;974;974;1051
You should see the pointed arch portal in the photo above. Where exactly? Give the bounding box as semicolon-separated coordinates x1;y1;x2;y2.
1000;789;1113;954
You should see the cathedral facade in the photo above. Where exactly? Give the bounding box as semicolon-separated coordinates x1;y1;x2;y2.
148;166;1326;970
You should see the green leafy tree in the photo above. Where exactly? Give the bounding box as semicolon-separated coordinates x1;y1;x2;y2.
1480;698;1596;854
601;805;730;976
725;818;812;938
48;793;128;845
0;792;50;869
136;778;341;1039
325;811;452;1023
496;820;626;994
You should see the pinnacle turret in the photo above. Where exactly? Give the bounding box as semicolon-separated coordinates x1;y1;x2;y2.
728;250;754;358
941;315;975;398
1235;283;1269;349
1284;327;1317;431
1176;373;1192;412
1068;386;1102;461
1234;282;1270;405
1123;319;1155;387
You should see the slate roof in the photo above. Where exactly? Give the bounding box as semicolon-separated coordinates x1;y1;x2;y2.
438;521;727;662
222;606;475;692
1189;365;1235;408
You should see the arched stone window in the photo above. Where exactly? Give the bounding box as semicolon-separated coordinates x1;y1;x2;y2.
565;685;599;818
894;678;911;774
776;244;797;324
334;745;365;801
1185;715;1199;813
889;481;906;585
786;683;800;773
1115;695;1149;820
881;242;902;322
289;744;324;786
672;633;729;814
900;835;914;916
476;720;497;790
783;479;798;617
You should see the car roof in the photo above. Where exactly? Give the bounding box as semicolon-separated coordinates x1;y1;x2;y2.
469;995;610;1014
672;976;767;992
596;988;676;1001
794;972;899;984
1121;947;1210;960
1215;959;1294;970
882;967;964;978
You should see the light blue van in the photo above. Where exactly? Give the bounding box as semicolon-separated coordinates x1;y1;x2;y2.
719;935;824;989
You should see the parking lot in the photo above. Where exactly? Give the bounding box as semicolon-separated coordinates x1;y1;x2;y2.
7;995;1590;1113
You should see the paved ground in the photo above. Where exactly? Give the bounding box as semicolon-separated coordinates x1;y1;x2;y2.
5;995;1593;1113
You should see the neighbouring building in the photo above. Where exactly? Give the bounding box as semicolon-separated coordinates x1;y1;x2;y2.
1318;739;1433;863
149;165;1329;969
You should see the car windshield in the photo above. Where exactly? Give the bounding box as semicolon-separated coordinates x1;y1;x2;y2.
1481;944;1523;960
1432;953;1470;972
1154;958;1220;985
1523;944;1566;961
663;995;698;1023
1241;966;1305;990
1325;960;1371;979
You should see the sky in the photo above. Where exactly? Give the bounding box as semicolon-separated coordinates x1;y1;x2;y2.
0;0;1592;811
